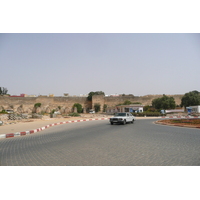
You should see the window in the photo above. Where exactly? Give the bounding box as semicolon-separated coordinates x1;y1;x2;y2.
125;108;129;112
115;113;126;116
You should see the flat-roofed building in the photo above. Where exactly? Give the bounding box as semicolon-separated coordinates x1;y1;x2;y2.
106;104;144;114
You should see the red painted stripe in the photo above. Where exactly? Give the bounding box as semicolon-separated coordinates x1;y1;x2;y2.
6;133;14;138
30;130;35;134
20;132;26;136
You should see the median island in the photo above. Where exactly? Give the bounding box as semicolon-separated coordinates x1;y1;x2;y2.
156;118;200;128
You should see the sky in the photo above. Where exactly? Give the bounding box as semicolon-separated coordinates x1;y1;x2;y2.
1;33;200;97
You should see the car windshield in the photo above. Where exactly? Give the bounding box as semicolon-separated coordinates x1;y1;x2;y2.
114;113;126;116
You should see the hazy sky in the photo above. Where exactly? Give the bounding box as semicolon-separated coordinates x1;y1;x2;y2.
1;33;200;96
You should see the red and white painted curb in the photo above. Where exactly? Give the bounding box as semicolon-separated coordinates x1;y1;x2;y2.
0;118;109;139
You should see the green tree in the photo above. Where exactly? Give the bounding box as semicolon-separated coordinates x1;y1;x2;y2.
0;87;8;95
94;103;101;112
181;90;200;108
143;105;157;112
87;91;105;101
103;104;107;112
73;103;83;113
143;105;150;112
152;95;176;110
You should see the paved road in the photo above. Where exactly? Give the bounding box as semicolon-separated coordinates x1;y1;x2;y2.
0;119;200;166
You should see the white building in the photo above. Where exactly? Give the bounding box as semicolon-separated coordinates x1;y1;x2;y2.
106;104;144;114
190;105;200;113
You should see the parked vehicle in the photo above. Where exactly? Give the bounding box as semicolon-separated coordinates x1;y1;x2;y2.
5;109;14;113
109;112;135;125
89;109;95;114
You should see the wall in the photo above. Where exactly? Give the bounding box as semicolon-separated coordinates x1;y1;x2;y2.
92;94;183;111
0;96;90;114
0;94;183;114
92;95;105;111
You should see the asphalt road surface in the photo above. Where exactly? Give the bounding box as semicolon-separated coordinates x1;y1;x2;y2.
1;119;200;166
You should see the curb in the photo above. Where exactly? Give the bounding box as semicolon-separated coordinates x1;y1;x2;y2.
0;118;109;139
160;116;200;119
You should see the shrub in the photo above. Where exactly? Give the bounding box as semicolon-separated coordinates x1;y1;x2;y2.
34;103;41;108
131;111;165;117
103;104;107;112
68;112;80;117
94;103;101;112
73;103;83;113
50;109;55;114
0;110;7;114
143;105;158;112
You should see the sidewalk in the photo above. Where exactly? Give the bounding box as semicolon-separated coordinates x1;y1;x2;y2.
0;118;74;134
0;116;110;139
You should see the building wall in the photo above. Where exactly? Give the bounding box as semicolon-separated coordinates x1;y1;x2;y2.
190;105;200;113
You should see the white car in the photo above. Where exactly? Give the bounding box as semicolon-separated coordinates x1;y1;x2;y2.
110;112;135;125
89;110;95;114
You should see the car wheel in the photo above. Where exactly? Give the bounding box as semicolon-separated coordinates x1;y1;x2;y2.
123;120;126;125
131;119;134;124
110;122;113;125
